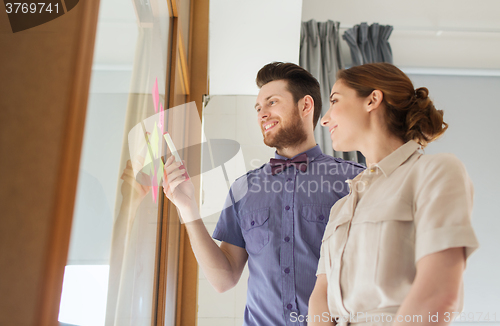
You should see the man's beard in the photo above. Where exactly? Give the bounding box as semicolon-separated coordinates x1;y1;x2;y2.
263;108;308;150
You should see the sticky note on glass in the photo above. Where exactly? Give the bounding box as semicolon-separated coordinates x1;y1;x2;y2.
152;78;159;113
163;132;189;179
158;103;164;132
164;132;181;162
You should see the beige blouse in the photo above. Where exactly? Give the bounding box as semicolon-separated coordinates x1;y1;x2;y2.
316;140;479;325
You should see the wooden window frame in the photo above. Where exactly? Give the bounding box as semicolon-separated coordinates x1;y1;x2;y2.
152;0;209;326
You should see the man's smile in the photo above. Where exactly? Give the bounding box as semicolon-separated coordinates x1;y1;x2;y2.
263;121;279;133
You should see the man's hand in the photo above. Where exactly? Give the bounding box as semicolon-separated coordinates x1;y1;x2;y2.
162;155;196;216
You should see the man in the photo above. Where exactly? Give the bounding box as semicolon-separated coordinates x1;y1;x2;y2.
162;62;364;325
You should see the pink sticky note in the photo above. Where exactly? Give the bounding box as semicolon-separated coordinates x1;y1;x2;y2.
158;103;164;133
151;169;159;203
152;185;158;203
152;78;159;113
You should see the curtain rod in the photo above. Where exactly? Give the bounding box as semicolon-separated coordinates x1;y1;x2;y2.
337;24;500;34
400;67;500;77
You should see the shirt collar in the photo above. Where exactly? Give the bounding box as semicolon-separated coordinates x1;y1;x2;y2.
274;144;323;162
371;140;421;177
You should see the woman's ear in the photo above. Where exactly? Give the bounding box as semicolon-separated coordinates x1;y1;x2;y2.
367;90;384;113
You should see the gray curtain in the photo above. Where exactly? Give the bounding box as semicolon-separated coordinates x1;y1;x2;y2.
299;19;359;162
343;22;394;66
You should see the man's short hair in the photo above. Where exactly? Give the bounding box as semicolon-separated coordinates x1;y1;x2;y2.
256;62;322;129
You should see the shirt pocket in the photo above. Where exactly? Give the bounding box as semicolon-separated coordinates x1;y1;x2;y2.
321;214;351;271
300;204;331;252
352;199;413;225
352;200;415;284
241;207;271;254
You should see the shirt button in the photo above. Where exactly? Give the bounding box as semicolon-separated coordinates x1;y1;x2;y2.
284;236;290;242
250;221;255;226
287;304;293;310
284;267;290;274
318;215;324;221
287;178;292;182
285;205;290;210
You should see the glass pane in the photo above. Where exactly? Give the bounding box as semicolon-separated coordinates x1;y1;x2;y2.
58;0;171;325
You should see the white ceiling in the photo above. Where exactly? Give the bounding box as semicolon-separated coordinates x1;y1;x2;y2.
90;0;500;95
302;0;500;70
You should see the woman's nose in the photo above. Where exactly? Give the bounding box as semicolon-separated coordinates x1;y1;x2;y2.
320;114;329;126
321;105;334;126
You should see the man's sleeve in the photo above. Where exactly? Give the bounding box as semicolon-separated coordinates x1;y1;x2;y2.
212;184;246;249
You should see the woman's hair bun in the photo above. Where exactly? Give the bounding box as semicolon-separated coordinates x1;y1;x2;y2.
406;87;448;147
415;87;429;100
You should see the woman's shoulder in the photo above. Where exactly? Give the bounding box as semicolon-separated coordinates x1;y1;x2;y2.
414;152;467;172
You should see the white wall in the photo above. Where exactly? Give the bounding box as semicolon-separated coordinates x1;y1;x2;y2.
408;74;500;316
199;95;274;326
209;0;303;95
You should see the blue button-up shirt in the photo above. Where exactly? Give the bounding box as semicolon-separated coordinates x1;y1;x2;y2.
213;145;364;326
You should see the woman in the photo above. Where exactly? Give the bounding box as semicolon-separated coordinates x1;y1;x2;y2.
308;63;479;326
